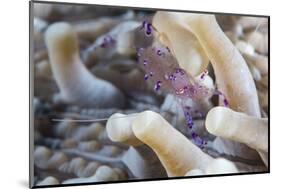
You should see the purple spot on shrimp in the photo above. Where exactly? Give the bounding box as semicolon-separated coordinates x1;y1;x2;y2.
168;74;176;81
200;69;209;80
154;81;162;91
188;121;193;129
136;47;144;57
184;111;194;129
184;111;190;119
175;68;185;75
100;36;115;48
144;74;149;80
156;49;165;57
191;132;198;138
223;98;229;107
143;59;148;66
215;90;229;107
191;132;206;148
149;71;154;77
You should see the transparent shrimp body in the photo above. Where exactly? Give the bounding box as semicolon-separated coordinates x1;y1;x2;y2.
136;21;228;148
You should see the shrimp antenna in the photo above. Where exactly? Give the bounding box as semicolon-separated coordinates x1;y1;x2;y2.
51;113;139;123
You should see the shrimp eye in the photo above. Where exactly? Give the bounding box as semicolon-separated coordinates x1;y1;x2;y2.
145;23;152;36
141;21;153;36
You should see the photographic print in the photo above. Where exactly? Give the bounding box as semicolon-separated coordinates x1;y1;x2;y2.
30;1;269;188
